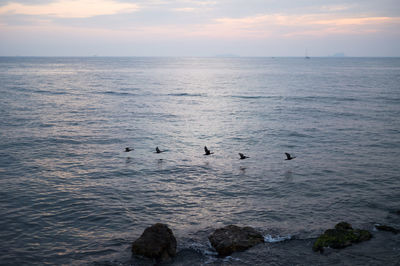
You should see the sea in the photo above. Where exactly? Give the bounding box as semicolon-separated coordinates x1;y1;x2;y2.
0;57;399;265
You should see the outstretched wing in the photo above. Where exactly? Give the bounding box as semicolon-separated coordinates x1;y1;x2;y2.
239;153;244;158
285;153;290;159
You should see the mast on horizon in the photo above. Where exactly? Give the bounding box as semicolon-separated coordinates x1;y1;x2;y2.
305;48;310;59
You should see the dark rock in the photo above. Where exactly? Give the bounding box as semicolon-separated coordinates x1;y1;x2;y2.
313;222;372;252
375;224;399;234
132;223;177;262
334;222;352;231
354;229;373;242
208;225;264;256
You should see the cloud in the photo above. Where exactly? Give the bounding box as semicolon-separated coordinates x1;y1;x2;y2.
3;11;398;41
1;1;399;41
172;7;196;12
318;5;353;12
214;13;399;27
315;17;396;26
0;0;139;18
209;13;400;38
180;0;217;6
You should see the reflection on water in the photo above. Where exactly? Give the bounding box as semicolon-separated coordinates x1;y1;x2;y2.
239;166;247;174
0;57;400;265
284;170;293;181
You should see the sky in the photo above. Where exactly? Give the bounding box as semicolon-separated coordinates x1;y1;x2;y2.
0;0;399;56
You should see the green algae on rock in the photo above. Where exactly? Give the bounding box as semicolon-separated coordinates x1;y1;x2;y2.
313;222;372;252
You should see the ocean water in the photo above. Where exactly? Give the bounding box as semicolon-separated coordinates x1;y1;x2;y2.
0;57;399;265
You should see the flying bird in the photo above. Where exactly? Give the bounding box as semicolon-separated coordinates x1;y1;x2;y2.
285;153;296;160
155;147;164;153
125;147;134;152
239;153;249;159
204;146;214;155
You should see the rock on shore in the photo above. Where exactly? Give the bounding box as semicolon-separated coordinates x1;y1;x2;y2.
313;222;372;252
132;223;177;262
375;224;399;234
208;225;264;256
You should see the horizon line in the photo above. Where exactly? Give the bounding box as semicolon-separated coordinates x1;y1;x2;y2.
1;55;400;58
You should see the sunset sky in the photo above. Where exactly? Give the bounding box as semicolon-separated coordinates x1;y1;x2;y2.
0;0;399;56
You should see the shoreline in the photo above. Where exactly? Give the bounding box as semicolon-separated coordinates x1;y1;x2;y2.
114;220;400;266
123;229;399;265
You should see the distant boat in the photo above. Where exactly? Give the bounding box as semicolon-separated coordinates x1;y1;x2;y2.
305;49;310;59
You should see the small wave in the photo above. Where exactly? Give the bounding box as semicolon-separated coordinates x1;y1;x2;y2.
38;123;54;128
34;90;68;95
288;132;312;138
167;93;205;97
230;95;278;100
9;86;33;93
189;242;218;256
264;234;292;243
223;256;241;262
100;91;138;96
374;96;400;103
285;95;357;103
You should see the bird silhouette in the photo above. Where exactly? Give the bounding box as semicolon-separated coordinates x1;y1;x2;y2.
285;153;296;160
155;147;164;153
239;153;249;159
125;147;134;152
204;146;214;155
